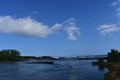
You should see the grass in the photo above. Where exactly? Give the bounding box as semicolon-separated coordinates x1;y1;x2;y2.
104;62;120;80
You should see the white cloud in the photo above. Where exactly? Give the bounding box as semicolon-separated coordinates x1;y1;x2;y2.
63;18;80;40
97;0;120;36
116;8;120;11
97;24;120;36
0;16;61;37
116;8;120;17
0;16;80;41
32;11;40;14
111;2;118;6
65;26;80;40
111;0;120;17
111;0;120;6
51;23;62;31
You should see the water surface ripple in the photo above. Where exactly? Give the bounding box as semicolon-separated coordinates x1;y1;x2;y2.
0;60;107;80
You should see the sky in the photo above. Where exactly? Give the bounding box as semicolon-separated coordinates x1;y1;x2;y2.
0;0;120;57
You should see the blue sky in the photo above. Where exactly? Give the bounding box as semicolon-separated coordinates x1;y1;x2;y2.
0;0;120;56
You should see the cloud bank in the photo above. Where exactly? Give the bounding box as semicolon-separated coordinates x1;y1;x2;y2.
0;16;80;40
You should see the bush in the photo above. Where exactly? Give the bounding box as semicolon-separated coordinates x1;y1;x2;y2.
0;49;21;61
98;58;104;63
104;72;114;80
0;52;15;61
107;49;120;62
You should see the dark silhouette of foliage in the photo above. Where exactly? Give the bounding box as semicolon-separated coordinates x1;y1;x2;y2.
98;58;104;63
10;50;20;57
37;56;56;60
0;49;21;61
104;49;120;80
0;52;14;61
107;49;120;62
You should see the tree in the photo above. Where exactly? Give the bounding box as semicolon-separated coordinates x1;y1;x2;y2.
0;51;15;61
98;58;104;63
0;49;21;61
10;50;20;57
107;49;120;62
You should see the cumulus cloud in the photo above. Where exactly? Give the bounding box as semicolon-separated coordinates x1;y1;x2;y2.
0;16;80;40
63;18;80;40
97;24;120;36
0;16;62;37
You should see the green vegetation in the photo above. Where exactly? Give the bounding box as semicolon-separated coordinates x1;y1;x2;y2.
108;49;120;62
92;49;120;80
36;56;57;60
100;49;120;80
21;56;36;59
98;58;104;63
0;49;21;61
104;62;120;80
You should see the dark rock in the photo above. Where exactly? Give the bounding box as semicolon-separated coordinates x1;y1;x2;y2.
26;61;54;64
92;62;99;65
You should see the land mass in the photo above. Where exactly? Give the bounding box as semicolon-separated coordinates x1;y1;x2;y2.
92;49;120;80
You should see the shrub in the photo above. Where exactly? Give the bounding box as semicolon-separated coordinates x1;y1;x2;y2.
107;49;120;62
0;49;21;61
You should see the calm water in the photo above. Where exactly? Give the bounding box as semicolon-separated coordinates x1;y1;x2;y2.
0;60;107;80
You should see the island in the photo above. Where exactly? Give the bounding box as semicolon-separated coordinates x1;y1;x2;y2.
0;49;55;64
